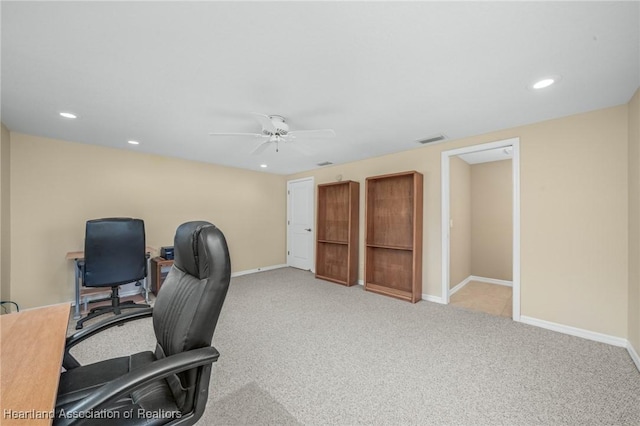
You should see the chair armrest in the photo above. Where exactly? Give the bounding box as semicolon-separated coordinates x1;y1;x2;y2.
66;307;154;349
63;308;154;370
56;346;220;426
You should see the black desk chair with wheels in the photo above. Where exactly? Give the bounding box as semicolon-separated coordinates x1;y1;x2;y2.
56;221;231;425
75;218;150;330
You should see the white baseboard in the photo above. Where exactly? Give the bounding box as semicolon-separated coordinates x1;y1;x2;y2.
357;279;364;286
422;294;445;304
519;315;628;347
449;275;512;298
520;315;639;373
20;301;73;312
627;341;640;372
450;276;473;296
470;275;513;287
231;264;288;278
120;288;145;298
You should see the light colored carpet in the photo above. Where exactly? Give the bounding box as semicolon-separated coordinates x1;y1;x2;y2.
68;267;640;425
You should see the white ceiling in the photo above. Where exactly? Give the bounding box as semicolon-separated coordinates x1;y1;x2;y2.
2;1;638;175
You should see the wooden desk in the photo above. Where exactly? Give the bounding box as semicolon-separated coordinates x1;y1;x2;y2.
66;247;154;319
64;246;156;262
0;303;70;425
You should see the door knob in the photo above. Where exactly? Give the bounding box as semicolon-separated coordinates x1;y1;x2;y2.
305;228;312;232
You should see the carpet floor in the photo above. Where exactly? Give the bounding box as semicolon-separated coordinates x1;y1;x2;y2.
68;267;640;425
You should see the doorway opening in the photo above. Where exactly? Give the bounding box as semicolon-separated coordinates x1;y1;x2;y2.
441;138;521;321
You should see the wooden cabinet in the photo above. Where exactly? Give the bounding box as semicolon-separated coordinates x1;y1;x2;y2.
365;171;423;302
150;257;174;295
316;180;360;286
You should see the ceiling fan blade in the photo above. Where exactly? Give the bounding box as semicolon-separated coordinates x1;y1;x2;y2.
250;140;271;155
208;132;264;138
251;113;277;134
287;129;336;139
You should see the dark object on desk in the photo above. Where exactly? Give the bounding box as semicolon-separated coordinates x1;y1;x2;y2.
56;220;231;426
75;218;150;330
161;246;174;260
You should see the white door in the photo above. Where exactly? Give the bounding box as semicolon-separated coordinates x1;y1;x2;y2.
287;177;314;271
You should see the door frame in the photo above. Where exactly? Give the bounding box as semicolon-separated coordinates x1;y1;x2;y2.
441;137;521;321
286;177;315;272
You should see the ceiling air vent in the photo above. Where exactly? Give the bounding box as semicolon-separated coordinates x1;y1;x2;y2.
417;134;446;145
317;161;333;166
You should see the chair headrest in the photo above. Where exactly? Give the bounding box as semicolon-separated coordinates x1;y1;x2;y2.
173;221;224;279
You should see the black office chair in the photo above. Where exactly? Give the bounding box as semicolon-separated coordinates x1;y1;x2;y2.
76;218;150;330
56;221;231;426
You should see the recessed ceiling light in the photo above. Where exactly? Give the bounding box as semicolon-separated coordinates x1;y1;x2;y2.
128;140;140;145
59;112;77;119
260;164;267;168
533;79;555;89
531;75;561;90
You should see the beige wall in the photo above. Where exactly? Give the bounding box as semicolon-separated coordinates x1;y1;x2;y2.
6;101;634;339
521;106;628;337
629;88;640;352
10;133;287;309
470;159;512;281
288;105;629;337
449;156;471;288
1;124;10;303
449;157;513;287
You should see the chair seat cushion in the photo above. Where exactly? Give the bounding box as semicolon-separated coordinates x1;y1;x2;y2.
56;351;180;424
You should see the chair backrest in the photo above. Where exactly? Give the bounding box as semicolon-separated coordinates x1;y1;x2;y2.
152;221;231;412
83;218;147;287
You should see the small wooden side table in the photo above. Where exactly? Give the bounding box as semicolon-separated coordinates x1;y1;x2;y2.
150;257;174;295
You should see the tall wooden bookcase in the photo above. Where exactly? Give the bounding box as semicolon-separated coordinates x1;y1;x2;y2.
315;180;360;286
365;171;423;302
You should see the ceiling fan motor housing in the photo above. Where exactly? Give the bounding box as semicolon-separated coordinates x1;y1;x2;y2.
268;115;289;135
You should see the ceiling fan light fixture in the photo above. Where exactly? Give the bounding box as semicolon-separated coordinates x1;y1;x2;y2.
59;112;77;119
127;140;140;145
260;164;267;168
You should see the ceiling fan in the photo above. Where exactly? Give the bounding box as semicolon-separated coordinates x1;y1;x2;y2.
209;113;335;155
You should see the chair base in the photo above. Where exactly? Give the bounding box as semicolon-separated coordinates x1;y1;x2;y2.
76;285;149;330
